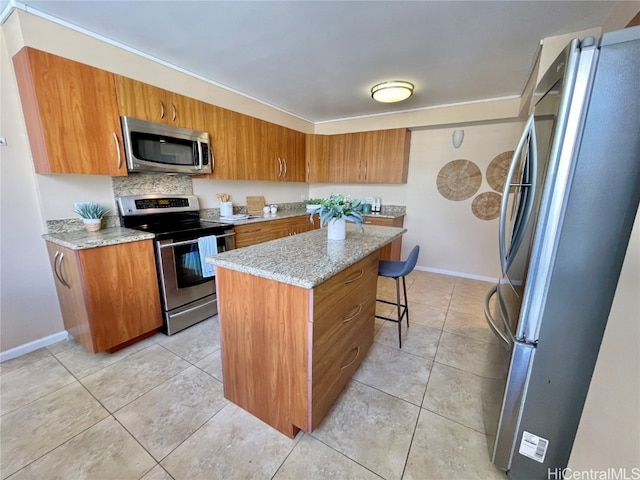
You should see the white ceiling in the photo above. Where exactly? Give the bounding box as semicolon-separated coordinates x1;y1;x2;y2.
5;1;622;123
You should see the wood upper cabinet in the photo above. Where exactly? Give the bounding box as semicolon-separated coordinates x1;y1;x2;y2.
46;240;162;353
114;75;205;131
305;134;330;182
253;121;306;182
13;47;126;175
328;129;411;184
329;132;365;183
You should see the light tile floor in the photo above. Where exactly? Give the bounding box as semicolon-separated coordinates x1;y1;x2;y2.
0;271;508;480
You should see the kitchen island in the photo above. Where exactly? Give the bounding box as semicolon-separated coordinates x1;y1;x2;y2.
208;224;406;437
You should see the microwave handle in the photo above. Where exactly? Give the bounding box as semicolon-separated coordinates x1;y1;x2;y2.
196;140;203;170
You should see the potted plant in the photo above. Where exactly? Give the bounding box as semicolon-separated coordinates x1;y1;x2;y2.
73;202;110;232
310;194;363;240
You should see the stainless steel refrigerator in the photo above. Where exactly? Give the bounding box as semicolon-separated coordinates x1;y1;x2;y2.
483;26;640;479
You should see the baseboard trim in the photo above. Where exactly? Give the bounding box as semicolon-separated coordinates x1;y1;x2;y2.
0;331;69;363
413;265;498;283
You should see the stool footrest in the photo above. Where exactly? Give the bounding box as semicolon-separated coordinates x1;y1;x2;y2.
375;298;408;324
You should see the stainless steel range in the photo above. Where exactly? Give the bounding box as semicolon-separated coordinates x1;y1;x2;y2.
117;194;235;335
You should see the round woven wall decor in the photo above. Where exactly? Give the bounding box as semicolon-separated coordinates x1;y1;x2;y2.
486;151;514;192
436;159;482;201
472;192;502;220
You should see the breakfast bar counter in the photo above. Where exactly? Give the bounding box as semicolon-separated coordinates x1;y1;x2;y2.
208;224;406;437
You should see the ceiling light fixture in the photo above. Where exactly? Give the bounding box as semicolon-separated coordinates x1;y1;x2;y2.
370;81;414;103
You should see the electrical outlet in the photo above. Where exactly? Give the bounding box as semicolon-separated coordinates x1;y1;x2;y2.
0;137;7;146
301;194;306;200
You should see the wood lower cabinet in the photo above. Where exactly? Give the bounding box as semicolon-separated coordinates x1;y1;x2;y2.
364;215;405;260
114;75;205;131
234;215;316;248
46;240;162;353
216;251;379;437
13;47;126;175
233;222;274;248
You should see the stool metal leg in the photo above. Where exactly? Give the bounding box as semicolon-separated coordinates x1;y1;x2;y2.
402;276;409;328
396;277;402;348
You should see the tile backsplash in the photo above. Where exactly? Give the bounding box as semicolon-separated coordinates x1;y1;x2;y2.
111;174;193;196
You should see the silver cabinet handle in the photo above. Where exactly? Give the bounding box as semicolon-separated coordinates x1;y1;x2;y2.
54;251;70;288
484;286;511;350
159;100;165;119
343;303;363;324
277;157;283;177
283;158;287;177
344;269;364;285
341;346;360;370
112;131;122;169
171;103;176;122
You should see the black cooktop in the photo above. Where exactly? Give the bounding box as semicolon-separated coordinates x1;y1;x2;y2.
122;212;232;241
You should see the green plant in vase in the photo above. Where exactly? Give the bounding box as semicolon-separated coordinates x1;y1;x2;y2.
310;194;363;240
74;202;109;231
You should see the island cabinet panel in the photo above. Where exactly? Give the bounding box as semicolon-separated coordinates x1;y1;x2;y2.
114;75;205;131
305;134;331;182
364;215;405;260
13;47;126;176
46;240;162;353
215;251;379;437
217;267;311;438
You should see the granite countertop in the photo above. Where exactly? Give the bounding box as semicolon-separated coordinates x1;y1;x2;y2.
207;224;406;288
43;227;155;250
203;207;405;226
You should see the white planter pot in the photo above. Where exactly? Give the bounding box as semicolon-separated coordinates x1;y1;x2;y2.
327;218;346;240
83;218;102;232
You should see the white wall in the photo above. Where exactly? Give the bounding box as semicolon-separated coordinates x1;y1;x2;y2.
568;213;640;471
192;179;308;209
0;30;64;351
310;121;523;279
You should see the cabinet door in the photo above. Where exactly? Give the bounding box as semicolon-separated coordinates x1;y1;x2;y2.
363;129;411;183
201;104;235;179
329;133;365;183
270;218;292;239
13;48;126;176
46;242;94;351
306;134;330;182
114;76;205;131
79;240;162;352
278;126;306;182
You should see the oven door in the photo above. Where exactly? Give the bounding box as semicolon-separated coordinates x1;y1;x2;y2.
156;231;234;311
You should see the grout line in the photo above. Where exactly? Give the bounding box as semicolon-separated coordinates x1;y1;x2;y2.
268;430;305;480
419;405;492;437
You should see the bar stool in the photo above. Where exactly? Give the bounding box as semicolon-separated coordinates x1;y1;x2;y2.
375;245;420;348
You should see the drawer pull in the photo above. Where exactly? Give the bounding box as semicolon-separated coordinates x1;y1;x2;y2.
344;269;364;285
343;303;363;324
341;346;360;370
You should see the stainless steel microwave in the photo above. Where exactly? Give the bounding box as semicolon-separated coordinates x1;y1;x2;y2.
121;117;213;175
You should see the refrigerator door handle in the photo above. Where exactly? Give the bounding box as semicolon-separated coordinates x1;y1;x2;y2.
484;285;512;350
499;114;535;276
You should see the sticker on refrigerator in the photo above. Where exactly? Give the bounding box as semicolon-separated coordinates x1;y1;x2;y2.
518;431;549;463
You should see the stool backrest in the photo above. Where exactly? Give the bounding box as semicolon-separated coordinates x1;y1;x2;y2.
398;245;420;277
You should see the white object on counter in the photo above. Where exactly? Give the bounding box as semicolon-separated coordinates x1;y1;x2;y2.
270;205;278;214
263;206;271;215
220;201;233;217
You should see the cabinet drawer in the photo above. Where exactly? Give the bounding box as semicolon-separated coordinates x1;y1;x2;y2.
234;223;273;248
313;252;379;310
313;275;376;356
310;320;374;429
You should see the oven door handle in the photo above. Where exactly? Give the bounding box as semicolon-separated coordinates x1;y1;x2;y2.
159;232;236;249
